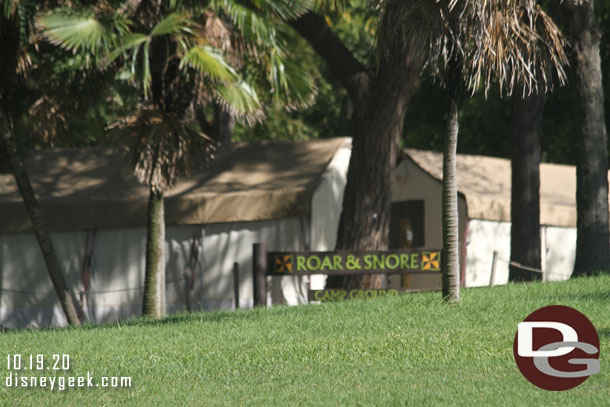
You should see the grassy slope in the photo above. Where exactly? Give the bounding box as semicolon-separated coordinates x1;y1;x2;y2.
0;275;609;406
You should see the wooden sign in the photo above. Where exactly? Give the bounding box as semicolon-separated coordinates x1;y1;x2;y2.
251;243;441;308
267;249;441;276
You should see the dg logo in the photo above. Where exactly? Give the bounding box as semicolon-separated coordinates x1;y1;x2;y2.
513;305;600;391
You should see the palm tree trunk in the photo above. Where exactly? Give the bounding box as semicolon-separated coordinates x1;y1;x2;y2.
563;1;610;276
1;118;80;326
442;64;460;302
509;91;545;282
142;189;166;318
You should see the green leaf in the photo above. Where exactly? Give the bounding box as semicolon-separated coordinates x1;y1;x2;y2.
214;80;262;119
150;13;190;37
105;33;149;65
180;45;237;82
41;12;108;53
40;11;129;57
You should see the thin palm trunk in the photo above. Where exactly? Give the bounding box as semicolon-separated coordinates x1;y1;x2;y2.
1;118;80;326
442;64;460;302
142;189;166;317
509;91;545;282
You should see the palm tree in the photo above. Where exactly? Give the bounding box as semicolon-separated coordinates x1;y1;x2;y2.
41;0;318;317
379;0;570;301
1;0;81;326
108;108;215;317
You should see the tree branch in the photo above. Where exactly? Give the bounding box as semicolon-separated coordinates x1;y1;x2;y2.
288;12;371;104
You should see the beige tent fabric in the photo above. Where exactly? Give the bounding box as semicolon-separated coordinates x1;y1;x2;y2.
0;138;350;233
404;149;583;227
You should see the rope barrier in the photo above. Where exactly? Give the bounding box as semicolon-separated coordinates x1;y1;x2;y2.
494;255;569;277
0;277;188;296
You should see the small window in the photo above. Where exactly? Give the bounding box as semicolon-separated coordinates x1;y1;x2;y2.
389;200;425;249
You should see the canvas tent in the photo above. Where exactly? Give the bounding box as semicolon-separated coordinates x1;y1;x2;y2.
392;149;583;290
0;138;593;327
0;138;351;328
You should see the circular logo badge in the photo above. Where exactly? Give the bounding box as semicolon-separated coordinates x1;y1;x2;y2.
513;305;600;391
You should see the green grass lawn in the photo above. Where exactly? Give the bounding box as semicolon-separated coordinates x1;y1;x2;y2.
0;275;609;406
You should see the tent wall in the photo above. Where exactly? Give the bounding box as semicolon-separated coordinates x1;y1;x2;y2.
0;228;195;328
464;220;576;287
391;158;468;290
541;225;576;282
0;231;85;327
464;220;511;287
0;218;311;328
201;218;308;309
309;146;350;290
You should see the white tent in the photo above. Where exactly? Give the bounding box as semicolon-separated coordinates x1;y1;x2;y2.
392;149;586;290
0;139;592;327
0;138;351;328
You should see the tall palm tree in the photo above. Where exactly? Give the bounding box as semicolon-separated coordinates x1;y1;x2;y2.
380;0;570;301
41;0;318;317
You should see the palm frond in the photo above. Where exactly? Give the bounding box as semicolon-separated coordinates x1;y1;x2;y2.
247;0;314;20
39;11;130;61
266;52;317;109
378;0;570;96
105;32;149;65
150;12;191;37
108;106;216;194
213;79;263;125
465;1;569;96
210;0;280;49
180;45;238;82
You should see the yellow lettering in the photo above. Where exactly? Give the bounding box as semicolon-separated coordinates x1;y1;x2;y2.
386;254;399;270
373;255;384;270
297;256;307;271
314;290;324;301
307;256;321;271
400;254;410;269
363;255;373;270
333;256;343;271
410;254;419;269
320;256;333;271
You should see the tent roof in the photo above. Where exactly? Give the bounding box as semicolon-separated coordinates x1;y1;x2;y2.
0;138;350;233
404;149;592;227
